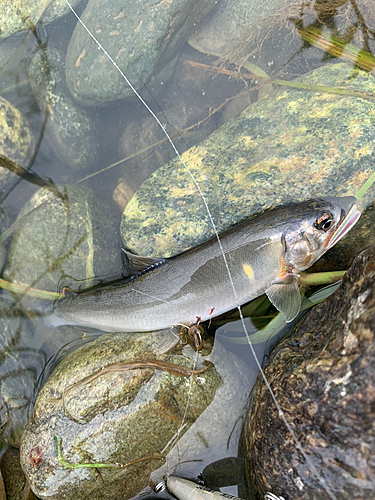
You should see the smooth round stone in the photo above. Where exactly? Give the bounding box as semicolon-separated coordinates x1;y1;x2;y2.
188;0;287;56
241;246;375;500
29;48;99;170
65;0;216;106
3;184;122;295
20;332;222;499
0;95;35;188
121;63;375;258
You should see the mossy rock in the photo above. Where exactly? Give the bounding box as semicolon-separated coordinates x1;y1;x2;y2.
0;95;35;188
20;331;222;499
121;63;375;259
4;184;122;295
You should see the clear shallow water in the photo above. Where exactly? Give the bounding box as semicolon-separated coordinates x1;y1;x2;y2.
0;0;374;498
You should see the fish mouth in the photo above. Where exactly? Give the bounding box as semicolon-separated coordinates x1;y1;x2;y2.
326;202;361;250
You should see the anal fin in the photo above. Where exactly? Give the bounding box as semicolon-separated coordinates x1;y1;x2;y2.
266;274;301;323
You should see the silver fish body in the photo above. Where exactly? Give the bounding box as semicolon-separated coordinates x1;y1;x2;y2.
53;196;360;332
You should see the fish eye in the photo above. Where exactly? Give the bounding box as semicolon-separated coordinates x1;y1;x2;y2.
315;212;334;232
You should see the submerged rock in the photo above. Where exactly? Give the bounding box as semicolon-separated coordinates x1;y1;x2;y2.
0;312;44;447
188;0;286;56
121;63;375;258
0;0;82;40
0;96;35;188
4;184;122;296
20;331;222;499
29;48;99;170
65;0;216;106
241;246;375;500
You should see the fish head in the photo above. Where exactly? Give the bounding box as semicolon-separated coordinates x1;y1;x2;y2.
283;196;360;272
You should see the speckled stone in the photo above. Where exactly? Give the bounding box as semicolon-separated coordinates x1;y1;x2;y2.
29;48;99;170
0;96;35;187
65;0;216;106
4;184;122;295
241;245;375;500
20;332;222;500
121;63;375;258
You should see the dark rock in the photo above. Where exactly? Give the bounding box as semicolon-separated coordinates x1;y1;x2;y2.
241;245;375;500
0;447;37;500
29;48;99;170
65;0;217;106
0;0;82;40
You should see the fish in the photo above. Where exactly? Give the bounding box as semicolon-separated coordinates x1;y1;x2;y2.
51;196;360;333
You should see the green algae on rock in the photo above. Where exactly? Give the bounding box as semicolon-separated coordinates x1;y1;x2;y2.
20;331;222;500
121;63;375;258
241;246;375;500
29;48;99;170
3;185;122;296
0;96;35;188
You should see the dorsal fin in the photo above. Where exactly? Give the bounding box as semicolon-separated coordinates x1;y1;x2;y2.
122;249;166;275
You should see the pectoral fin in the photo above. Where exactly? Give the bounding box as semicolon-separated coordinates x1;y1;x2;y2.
266;274;301;323
122;249;166;275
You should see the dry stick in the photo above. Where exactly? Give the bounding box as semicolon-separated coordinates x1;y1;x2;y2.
185;60;375;101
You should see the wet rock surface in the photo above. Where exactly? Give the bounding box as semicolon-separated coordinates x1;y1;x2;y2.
29;48;99;170
65;0;216;106
121;63;375;258
0;0;82;40
188;0;287;56
4;184;122;296
20;332;222;499
241;245;375;500
0;95;35;188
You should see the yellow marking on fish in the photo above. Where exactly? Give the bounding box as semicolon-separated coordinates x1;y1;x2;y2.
243;264;254;281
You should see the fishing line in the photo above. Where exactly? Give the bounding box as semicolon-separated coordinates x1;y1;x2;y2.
62;2;337;498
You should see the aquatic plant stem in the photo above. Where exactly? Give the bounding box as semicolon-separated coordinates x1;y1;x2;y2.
299;270;346;285
185;60;375;101
355;171;375;200
0;277;61;300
